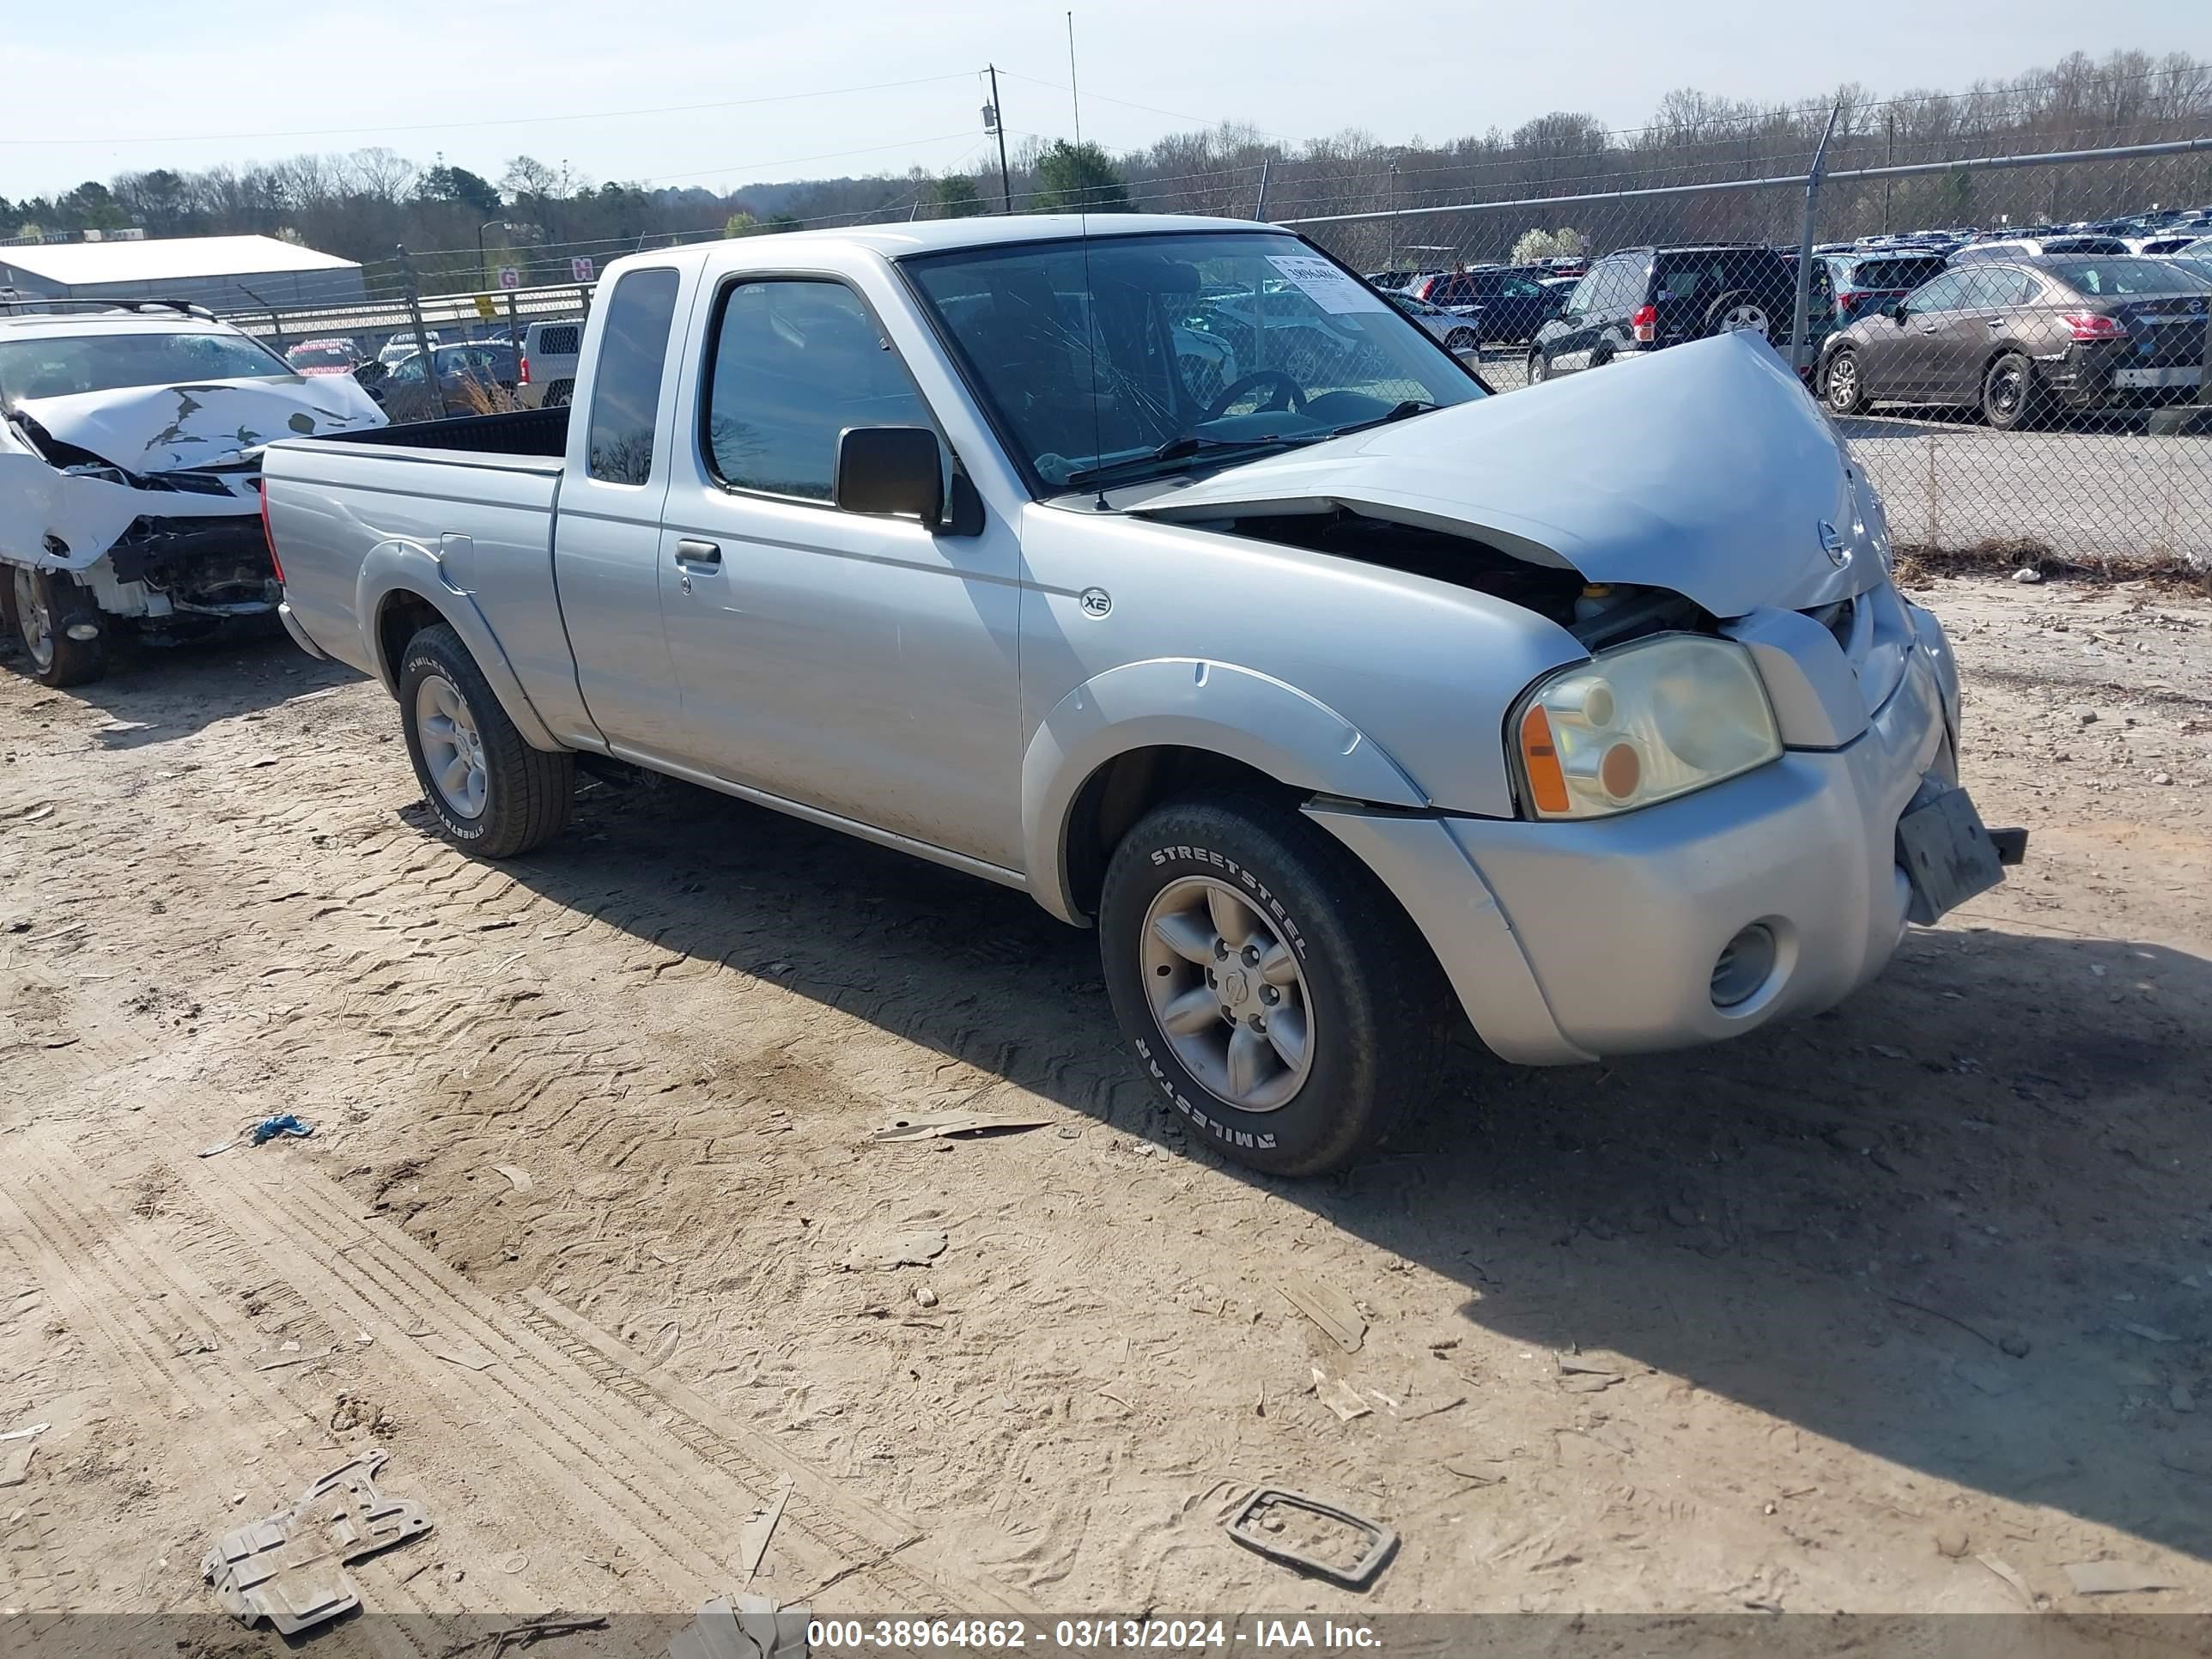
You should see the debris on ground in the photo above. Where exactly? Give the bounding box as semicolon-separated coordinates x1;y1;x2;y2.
251;1341;332;1371
248;1113;313;1146
2118;1322;2179;1344
0;1422;46;1489
1975;1553;2034;1608
494;1164;535;1193
482;1613;609;1655
198;1140;234;1159
1277;1273;1364;1352
872;1113;1054;1143
736;1476;794;1583
1441;1453;1507;1487
202;1449;434;1635
422;1337;499;1372
842;1228;949;1272
1310;1367;1371;1422
1936;1528;1970;1559
2063;1560;2179;1595
1224;1487;1396;1589
669;1595;809;1659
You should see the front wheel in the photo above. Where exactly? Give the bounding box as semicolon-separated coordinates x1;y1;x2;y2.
1527;351;1548;385
1098;794;1451;1176
4;565;106;687
1444;328;1479;354
396;622;574;858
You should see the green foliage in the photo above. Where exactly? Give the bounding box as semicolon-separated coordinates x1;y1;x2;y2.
1029;141;1134;213
929;175;989;218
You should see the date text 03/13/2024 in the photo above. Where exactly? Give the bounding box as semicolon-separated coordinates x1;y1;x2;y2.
805;1618;1382;1651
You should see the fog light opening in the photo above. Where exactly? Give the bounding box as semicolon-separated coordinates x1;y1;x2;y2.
65;623;102;642
1711;924;1778;1009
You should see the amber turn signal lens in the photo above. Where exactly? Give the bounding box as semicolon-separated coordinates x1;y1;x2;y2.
1518;704;1571;816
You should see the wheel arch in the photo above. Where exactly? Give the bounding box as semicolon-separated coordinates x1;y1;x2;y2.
356;540;563;752
1022;659;1427;925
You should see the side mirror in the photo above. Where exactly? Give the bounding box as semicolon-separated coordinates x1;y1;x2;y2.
1887;301;1909;323
835;426;945;526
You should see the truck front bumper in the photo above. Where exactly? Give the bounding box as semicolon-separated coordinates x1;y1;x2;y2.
1310;637;2009;1066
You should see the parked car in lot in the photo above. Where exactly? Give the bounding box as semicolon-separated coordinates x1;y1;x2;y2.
378;332;441;370
285;337;367;378
1820;251;1950;325
1818;255;2212;428
263;215;2017;1176
515;319;585;408
1404;266;1556;343
0;301;385;685
1384;292;1481;356
1952;234;2130;262
1528;245;1803;382
369;342;520;424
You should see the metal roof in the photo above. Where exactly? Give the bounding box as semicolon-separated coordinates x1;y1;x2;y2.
0;234;360;287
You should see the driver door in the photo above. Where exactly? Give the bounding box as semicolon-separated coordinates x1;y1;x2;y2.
653;275;1024;867
1861;270;1966;402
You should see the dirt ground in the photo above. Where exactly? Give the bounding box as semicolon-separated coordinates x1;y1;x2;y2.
2;571;2209;1634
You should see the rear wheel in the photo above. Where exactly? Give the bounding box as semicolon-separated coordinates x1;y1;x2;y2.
1527;351;1548;385
544;380;574;409
396;623;574;858
3;566;106;688
1981;351;2038;431
1444;327;1479;354
1823;346;1868;416
1098;793;1451;1176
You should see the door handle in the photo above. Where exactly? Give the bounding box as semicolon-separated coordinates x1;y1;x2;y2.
1982;317;2006;328
673;538;721;568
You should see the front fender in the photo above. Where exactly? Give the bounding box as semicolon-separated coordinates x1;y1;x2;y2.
1021;657;1425;924
356;538;562;753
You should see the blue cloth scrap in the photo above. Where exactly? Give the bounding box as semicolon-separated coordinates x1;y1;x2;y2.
249;1113;314;1145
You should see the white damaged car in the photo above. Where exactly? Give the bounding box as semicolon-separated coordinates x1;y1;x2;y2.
0;301;386;685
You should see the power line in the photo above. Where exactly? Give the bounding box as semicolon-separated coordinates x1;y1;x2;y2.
0;73;981;149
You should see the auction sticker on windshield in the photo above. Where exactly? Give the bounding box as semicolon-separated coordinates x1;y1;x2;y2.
1267;253;1389;314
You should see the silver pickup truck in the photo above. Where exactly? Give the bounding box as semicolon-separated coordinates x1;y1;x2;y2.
263;214;2022;1176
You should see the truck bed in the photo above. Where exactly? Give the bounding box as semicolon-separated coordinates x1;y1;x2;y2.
326;404;569;458
263;407;571;697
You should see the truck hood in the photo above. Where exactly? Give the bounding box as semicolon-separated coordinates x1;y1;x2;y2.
1126;332;1887;620
13;376;385;474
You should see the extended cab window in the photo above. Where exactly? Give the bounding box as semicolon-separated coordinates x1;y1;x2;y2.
585;267;680;486
702;278;931;501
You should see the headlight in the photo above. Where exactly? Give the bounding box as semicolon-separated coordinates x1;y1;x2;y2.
1512;634;1781;819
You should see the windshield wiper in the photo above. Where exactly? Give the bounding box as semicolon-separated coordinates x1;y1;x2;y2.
1063;432;1307;491
1328;398;1439;437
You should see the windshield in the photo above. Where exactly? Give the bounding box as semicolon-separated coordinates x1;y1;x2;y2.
903;231;1482;490
2048;258;2212;296
0;328;294;401
287;343;357;368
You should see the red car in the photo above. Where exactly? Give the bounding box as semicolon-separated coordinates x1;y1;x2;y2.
284;338;364;378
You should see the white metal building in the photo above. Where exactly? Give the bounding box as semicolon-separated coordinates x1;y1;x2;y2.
0;234;366;313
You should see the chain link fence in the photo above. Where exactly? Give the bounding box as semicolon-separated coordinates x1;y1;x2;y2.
1284;135;2212;568
200;120;2212;567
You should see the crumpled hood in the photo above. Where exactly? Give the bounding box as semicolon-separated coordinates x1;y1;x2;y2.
15;376;384;473
1127;332;1886;619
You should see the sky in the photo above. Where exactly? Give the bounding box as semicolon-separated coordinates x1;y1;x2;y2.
7;0;2209;201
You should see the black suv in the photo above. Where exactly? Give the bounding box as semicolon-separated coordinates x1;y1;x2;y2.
1527;246;1804;382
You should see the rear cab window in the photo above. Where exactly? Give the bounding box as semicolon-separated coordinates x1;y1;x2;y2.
584;268;681;485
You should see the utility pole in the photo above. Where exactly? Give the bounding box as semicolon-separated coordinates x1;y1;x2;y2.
1254;157;1271;222
986;66;1014;214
